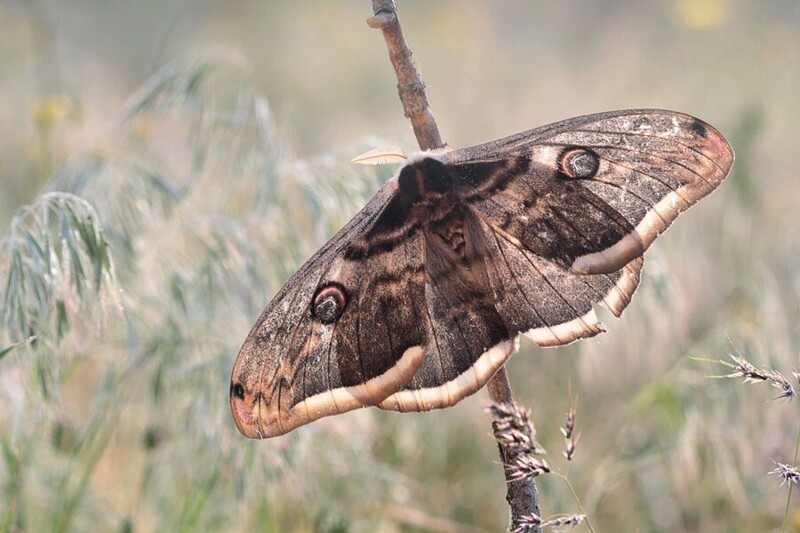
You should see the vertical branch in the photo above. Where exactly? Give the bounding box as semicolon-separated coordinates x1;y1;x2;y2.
487;370;542;530
366;2;541;531
368;0;443;151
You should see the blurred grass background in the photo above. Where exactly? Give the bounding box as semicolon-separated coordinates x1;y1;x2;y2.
1;0;799;531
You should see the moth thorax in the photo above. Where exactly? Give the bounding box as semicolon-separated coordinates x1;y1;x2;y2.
559;148;599;179
312;282;348;324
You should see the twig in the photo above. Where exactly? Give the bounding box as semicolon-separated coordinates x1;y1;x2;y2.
366;2;540;531
487;369;542;531
368;0;443;151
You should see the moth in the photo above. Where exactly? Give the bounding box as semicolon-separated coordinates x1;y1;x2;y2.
230;109;734;439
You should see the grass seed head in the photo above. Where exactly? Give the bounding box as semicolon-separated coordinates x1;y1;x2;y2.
487;401;546;455
561;386;578;461
770;462;800;487
506;454;550;482
714;354;796;400
511;513;585;532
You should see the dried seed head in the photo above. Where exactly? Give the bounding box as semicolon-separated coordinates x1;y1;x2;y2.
512;513;543;532
561;383;579;461
542;515;586;528
562;408;575;440
713;354;796;400
563;437;579;462
725;354;772;382
770;462;800;487
766;370;796;401
506;454;550;482
512;513;585;532
487;401;546;455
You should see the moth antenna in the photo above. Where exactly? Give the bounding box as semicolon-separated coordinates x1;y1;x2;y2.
427;146;452;155
351;146;407;165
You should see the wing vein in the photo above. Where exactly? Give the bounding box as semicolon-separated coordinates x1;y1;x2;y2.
480;211;600;342
547;207;624;299
582;178;671;228
598;156;694;207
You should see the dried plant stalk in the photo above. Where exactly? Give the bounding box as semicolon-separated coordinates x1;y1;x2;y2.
367;1;540;530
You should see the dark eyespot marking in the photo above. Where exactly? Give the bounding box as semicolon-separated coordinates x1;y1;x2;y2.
312;282;348;324
232;382;245;400
558;148;600;179
689;118;708;138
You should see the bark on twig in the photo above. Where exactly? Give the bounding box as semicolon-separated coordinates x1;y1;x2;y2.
367;2;541;530
368;0;443;151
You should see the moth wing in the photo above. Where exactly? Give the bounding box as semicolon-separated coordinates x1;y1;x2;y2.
230;181;431;438
440;109;733;343
444;109;734;277
380;110;733;409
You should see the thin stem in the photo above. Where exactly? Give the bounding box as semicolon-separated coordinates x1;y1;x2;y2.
487;367;542;532
555;472;595;533
368;0;443;151
782;423;800;533
366;2;540;531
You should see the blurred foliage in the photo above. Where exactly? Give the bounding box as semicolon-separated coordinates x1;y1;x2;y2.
0;1;799;532
0;192;116;343
675;0;730;30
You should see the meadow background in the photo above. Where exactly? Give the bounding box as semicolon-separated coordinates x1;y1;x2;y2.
1;1;799;531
